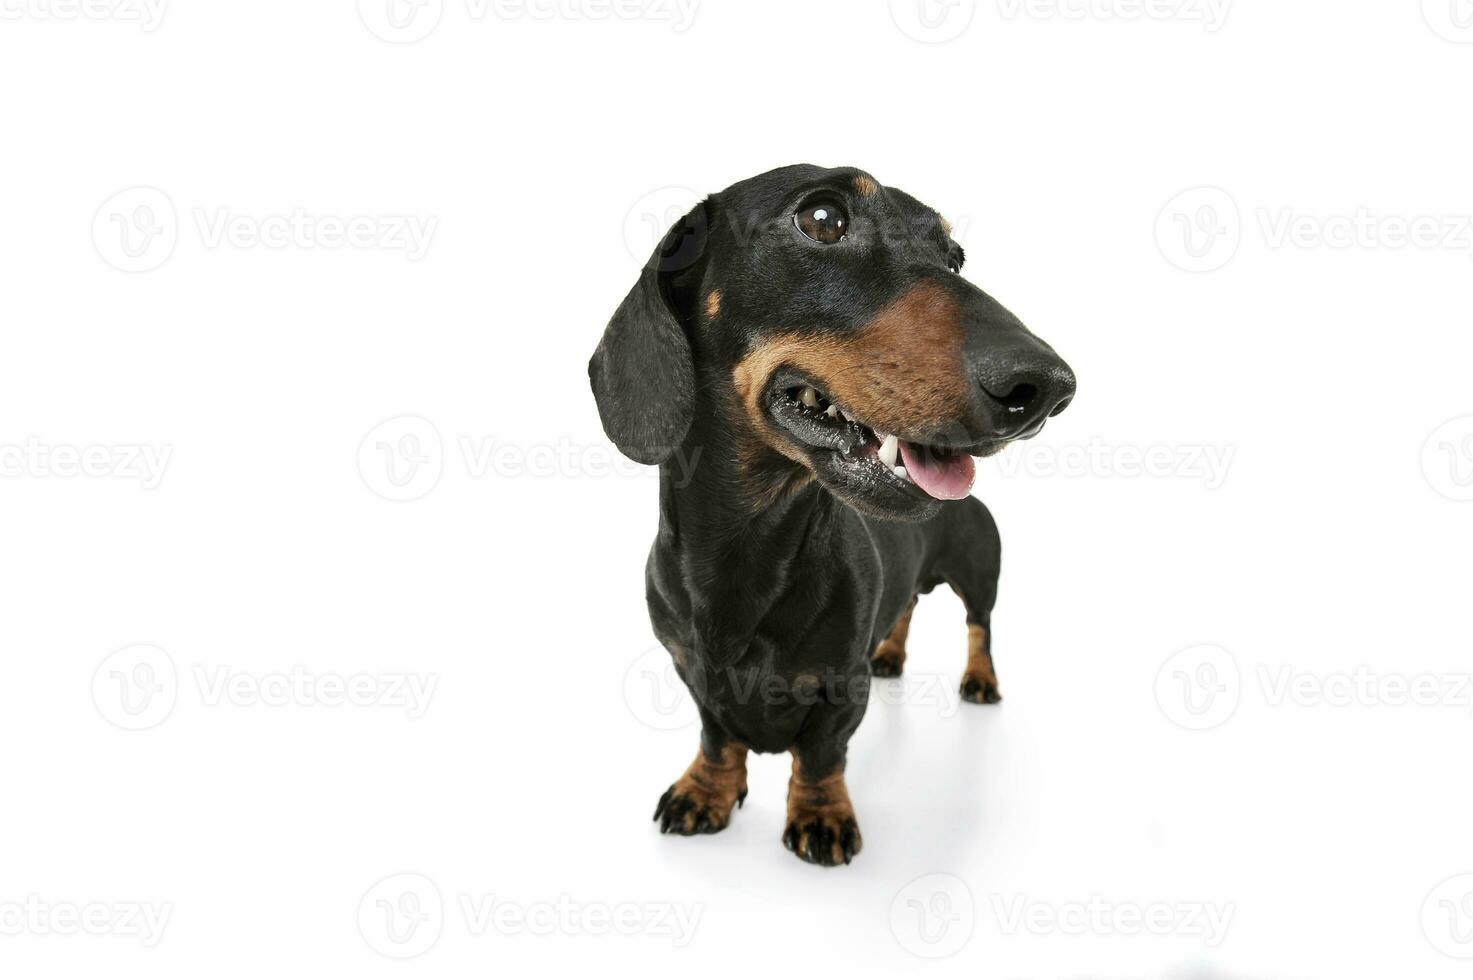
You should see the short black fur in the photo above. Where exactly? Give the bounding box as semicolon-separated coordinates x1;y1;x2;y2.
590;164;1076;866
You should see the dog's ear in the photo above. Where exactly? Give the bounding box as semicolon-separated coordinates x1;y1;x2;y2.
589;202;708;465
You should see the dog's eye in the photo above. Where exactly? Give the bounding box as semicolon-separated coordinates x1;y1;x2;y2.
794;202;848;244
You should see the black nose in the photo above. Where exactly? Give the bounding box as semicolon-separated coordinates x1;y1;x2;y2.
976;354;1076;437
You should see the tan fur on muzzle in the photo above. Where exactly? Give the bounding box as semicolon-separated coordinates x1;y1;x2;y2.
730;281;969;457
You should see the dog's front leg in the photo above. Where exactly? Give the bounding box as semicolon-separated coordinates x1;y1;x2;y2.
654;733;749;836
784;699;864;866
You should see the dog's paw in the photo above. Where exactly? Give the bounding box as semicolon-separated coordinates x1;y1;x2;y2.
870;653;905;678
783;809;862;866
960;673;1002;704
654;781;746;836
870;641;906;678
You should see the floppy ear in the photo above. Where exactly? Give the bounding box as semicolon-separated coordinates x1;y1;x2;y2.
589;203;708;465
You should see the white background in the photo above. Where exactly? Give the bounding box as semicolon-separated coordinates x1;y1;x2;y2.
2;1;1472;977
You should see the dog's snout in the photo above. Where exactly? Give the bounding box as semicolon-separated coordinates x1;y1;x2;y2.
975;353;1076;437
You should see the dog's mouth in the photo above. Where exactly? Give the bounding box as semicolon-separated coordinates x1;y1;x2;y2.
762;370;1007;515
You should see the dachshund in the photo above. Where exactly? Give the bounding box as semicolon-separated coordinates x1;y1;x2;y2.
590;164;1075;866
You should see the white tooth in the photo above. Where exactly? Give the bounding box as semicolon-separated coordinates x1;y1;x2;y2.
894;466;909;481
877;433;899;468
800;387;820;408
824;404;838;418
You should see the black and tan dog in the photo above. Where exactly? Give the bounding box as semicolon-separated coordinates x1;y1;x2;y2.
590;165;1075;866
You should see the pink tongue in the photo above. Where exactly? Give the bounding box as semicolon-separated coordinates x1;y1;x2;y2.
898;441;976;500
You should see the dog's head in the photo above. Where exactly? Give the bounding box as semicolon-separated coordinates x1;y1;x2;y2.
590;164;1076;521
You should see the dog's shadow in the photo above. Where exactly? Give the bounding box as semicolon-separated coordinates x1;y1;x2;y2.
645;678;1010;897
847;680;1004;872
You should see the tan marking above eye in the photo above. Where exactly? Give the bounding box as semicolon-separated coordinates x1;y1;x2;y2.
853;174;879;198
706;290;722;320
940;215;953;235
